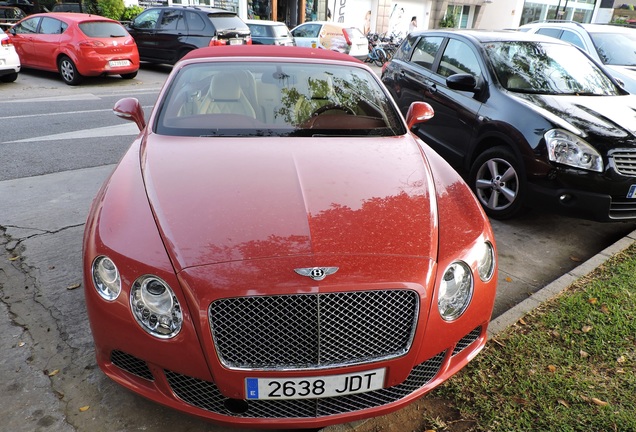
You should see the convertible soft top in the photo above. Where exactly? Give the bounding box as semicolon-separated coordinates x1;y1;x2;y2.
181;45;365;63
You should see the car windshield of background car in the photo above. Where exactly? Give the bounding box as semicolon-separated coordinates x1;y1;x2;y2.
486;41;622;96
589;31;636;66
132;9;159;29
156;62;405;137
79;21;128;37
13;16;37;33
208;13;247;31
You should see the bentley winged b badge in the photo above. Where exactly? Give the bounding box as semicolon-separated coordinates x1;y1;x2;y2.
294;267;339;281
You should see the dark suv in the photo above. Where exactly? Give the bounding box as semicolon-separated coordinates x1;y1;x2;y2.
127;6;251;65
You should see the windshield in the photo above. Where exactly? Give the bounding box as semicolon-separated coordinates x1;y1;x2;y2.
590;30;636;66
486;41;622;96
156;61;405;137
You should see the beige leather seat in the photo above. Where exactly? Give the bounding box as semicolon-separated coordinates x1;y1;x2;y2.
199;73;256;118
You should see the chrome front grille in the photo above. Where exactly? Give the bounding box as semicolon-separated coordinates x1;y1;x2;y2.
165;351;445;419
612;150;636;177
209;290;419;370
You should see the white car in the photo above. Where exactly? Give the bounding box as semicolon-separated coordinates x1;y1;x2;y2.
0;32;20;83
519;22;636;93
291;21;369;60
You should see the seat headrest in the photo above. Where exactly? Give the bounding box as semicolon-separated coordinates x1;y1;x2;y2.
209;73;241;101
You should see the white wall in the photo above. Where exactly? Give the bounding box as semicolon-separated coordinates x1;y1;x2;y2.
333;0;376;31
388;1;431;35
477;0;525;29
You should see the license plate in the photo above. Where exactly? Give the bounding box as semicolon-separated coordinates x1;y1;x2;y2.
627;185;636;198
245;368;385;400
229;39;243;45
109;60;130;67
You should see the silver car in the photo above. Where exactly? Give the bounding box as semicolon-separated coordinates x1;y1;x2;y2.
519;21;636;93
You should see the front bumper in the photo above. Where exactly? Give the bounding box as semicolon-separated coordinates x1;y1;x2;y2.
526;165;636;222
95;324;488;428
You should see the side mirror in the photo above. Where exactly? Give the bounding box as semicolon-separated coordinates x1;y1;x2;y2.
405;101;434;130
446;73;478;92
613;76;626;89
113;97;146;131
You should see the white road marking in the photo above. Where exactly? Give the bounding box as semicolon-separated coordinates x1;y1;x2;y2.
5;123;140;143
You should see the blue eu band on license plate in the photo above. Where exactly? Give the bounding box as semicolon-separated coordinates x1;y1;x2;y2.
245;368;385;400
627;185;636;199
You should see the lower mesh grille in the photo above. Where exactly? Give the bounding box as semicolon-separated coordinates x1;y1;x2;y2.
165;351;446;419
452;326;481;356
209;290;419;370
111;350;154;381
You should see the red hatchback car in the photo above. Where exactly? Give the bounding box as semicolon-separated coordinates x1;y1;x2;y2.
6;12;139;85
83;46;497;428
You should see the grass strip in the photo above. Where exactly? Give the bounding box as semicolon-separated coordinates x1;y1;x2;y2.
430;244;636;431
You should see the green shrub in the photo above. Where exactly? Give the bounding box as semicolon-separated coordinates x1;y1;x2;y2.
121;5;144;21
439;14;456;28
97;0;125;20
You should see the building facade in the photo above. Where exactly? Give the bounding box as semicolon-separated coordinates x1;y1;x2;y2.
139;0;630;33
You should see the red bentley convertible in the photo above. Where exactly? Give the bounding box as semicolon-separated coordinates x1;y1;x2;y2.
83;45;497;428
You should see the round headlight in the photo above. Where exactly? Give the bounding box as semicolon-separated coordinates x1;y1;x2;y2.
131;276;182;338
477;241;495;282
438;261;473;321
92;256;121;301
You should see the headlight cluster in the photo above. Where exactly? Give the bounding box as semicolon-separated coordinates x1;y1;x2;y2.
92;256;121;301
91;256;183;338
545;129;602;172
438;241;495;321
131;276;183;338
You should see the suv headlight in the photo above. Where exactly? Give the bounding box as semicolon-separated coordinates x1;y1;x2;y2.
438;261;473;321
545;129;602;172
131;276;183;338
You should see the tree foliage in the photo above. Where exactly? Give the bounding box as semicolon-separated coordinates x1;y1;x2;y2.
121;5;144;21
96;0;125;20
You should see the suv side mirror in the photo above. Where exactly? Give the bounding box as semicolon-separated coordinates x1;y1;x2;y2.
446;73;479;92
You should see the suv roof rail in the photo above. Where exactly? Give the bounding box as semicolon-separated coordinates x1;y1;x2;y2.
150;5;230;12
526;19;586;28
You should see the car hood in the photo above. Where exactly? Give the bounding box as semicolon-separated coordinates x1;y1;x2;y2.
512;93;636;145
141;134;437;271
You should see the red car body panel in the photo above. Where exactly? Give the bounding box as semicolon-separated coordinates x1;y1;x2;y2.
8;12;139;76
142;134;437;269
83;46;497;428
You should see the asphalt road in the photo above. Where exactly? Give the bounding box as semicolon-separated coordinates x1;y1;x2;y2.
1;65;635;432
